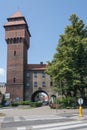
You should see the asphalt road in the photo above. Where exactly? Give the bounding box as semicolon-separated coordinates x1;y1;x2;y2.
0;116;87;130
0;106;87;130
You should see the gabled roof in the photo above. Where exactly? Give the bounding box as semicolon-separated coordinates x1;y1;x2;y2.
27;64;47;71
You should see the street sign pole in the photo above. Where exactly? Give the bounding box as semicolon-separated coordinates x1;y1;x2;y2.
78;98;83;117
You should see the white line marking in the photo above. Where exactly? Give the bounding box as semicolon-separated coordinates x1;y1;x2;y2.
17;127;26;130
43;123;87;130
14;116;20;122
32;120;83;129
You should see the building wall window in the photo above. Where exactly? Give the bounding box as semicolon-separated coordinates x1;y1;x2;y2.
42;72;45;78
26;72;30;77
26;83;30;87
34;81;38;87
34;72;37;78
42;81;46;87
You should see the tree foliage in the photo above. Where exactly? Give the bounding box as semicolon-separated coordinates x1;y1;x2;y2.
46;14;87;98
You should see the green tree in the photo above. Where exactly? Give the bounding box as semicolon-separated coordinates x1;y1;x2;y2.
46;14;87;98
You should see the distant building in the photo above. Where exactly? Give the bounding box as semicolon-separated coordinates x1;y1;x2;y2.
0;82;6;94
4;11;54;101
0;82;5;87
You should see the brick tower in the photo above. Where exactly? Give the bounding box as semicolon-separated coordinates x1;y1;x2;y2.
4;11;31;101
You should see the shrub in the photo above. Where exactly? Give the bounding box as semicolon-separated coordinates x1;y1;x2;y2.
11;101;42;108
58;97;77;109
18;101;31;105
30;102;42;107
11;102;19;107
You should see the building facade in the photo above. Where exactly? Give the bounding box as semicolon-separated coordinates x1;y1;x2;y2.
0;82;6;94
4;11;54;101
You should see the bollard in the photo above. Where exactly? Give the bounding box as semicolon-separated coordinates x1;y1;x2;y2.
79;106;83;117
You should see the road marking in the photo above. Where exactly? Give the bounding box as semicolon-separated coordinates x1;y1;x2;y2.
14;116;21;122
32;120;87;130
0;117;5;123
43;123;87;130
32;120;82;129
17;127;26;130
24;116;67;121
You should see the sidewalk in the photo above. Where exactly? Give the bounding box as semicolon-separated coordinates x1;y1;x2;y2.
0;106;87;121
0;106;86;117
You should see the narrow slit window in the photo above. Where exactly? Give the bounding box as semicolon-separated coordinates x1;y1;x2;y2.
13;77;16;83
14;51;16;56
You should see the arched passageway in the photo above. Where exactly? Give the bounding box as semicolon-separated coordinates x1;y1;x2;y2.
31;90;49;105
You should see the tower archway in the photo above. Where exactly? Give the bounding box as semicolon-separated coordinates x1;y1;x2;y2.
31;90;49;104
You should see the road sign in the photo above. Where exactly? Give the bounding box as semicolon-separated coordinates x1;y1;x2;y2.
78;98;83;105
5;93;10;99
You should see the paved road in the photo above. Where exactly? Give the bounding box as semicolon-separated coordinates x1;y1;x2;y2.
0;106;87;130
0;115;87;130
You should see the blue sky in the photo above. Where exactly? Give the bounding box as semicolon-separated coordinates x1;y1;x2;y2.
0;0;87;82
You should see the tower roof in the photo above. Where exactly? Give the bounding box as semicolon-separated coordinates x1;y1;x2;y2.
4;11;26;27
10;11;22;18
4;11;31;37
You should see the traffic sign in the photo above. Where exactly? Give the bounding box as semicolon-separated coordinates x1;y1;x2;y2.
78;98;83;105
5;93;10;99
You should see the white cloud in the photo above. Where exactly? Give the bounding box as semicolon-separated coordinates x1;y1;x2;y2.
0;68;5;76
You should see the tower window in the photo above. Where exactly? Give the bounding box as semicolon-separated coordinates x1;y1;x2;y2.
14;51;16;56
13;77;16;83
19;38;22;43
14;38;16;43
